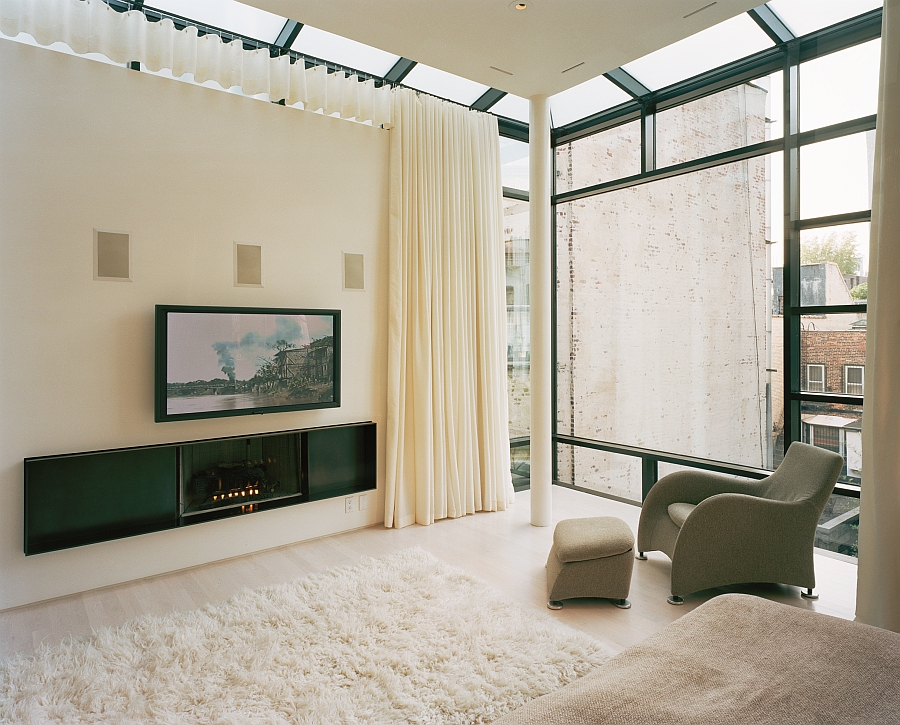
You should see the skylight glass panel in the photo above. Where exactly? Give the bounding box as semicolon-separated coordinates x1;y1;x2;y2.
152;0;286;43
622;14;774;91
500;137;529;191
549;75;631;128
291;25;400;76
767;0;882;37
402;64;489;106
490;93;530;123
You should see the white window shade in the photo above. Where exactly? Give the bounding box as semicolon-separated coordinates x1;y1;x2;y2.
402;63;489;106
768;0;882;37
491;93;529;123
291;25;399;77
622;14;774;91
152;0;286;43
549;74;631;128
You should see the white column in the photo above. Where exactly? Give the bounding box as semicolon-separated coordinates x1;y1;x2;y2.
529;95;552;527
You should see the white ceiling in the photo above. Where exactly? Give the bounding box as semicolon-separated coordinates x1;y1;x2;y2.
244;0;763;98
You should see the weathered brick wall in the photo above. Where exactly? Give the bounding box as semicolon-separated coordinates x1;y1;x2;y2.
556;84;770;500
801;331;866;392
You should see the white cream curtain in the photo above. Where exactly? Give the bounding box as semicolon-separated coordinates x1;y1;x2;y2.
385;88;513;528
0;0;392;125
857;0;900;632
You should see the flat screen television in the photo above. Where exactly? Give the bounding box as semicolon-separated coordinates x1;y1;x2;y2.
155;305;340;422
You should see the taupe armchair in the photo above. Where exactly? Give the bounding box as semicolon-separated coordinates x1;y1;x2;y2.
636;442;844;604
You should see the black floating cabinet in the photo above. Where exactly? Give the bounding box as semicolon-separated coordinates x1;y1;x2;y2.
24;422;376;555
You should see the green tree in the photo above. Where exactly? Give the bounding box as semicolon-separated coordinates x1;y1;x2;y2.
800;231;862;275
850;282;868;300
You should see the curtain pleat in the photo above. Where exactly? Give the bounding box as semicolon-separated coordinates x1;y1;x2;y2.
856;0;900;632
385;89;513;529
0;0;391;125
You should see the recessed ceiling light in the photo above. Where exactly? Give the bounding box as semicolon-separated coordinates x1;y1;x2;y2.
683;2;717;19
509;0;530;10
490;65;514;76
561;61;585;74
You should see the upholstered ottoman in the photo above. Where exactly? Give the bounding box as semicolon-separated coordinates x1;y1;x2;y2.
546;516;635;610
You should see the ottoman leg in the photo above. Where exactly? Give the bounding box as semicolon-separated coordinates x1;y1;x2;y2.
613;598;631;609
547;600;564;610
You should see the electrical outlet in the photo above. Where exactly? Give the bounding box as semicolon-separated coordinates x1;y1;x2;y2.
358;493;368;511
345;497;353;514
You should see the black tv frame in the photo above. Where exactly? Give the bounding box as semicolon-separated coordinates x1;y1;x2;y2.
154;305;341;423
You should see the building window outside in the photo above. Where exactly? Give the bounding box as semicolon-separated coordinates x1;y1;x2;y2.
845;365;864;395
806;364;825;392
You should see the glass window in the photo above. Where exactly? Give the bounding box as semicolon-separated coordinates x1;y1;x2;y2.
549;75;631;128
799;223;870;305
800;132;874;218
768;0;882;37
800;39;881;132
556;156;775;469
656;75;777;167
806;364;826;392
491;94;530;123
800;313;867;394
816;490;860;557
511;443;530;489
622;14;773;91
152;0;286;42
291;25;399;76
801;401;863;486
504;197;530;443
402;63;489;106
845;365;865;395
555;120;641;193
556;445;643;503
500;137;529;191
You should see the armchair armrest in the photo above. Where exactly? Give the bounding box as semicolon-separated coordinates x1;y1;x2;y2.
671;493;820;595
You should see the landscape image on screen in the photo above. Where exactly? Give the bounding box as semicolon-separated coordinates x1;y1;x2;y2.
166;312;335;416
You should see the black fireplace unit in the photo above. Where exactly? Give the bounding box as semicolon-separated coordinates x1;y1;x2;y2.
24;422;376;555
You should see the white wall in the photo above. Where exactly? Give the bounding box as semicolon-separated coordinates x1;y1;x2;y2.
0;40;390;610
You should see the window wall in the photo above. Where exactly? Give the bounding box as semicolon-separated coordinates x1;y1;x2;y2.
551;4;879;557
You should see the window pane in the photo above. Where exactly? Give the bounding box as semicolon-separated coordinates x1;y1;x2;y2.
817;491;860;557
491;94;530;123
505;197;530;441
402;63;489;106
291;26;399;77
622;14;773;91
557;156;775;468
800;133;875;218
549;75;631;128
656;76;775;167
801;402;863;485
152;0;286;42
800;313;866;394
556;445;642;503
796;223;870;305
511;443;530;488
800;39;881;132
555;120;641;194
768;0;882;37
500;137;529;191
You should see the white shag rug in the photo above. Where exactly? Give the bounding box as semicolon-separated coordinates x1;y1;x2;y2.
0;548;612;724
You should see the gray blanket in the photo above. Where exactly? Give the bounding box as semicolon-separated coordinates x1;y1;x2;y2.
494;593;900;725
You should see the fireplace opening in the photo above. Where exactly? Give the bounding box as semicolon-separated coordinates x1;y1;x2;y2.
180;433;302;517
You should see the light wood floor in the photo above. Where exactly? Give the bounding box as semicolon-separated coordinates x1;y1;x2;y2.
0;486;857;663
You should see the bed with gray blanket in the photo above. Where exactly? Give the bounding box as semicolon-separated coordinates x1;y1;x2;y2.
494;593;900;725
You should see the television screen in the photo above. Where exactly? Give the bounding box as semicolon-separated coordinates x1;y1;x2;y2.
155;305;340;422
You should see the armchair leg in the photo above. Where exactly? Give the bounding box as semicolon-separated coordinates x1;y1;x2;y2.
800;588;818;600
635;552;648;560
667;595;684;605
547;600;564;610
613;598;631;609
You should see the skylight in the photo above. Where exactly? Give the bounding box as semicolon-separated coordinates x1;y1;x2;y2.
490;93;530;123
622;13;774;91
291;25;400;77
549;75;631;128
151;0;286;43
402;64;490;106
767;0;882;37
